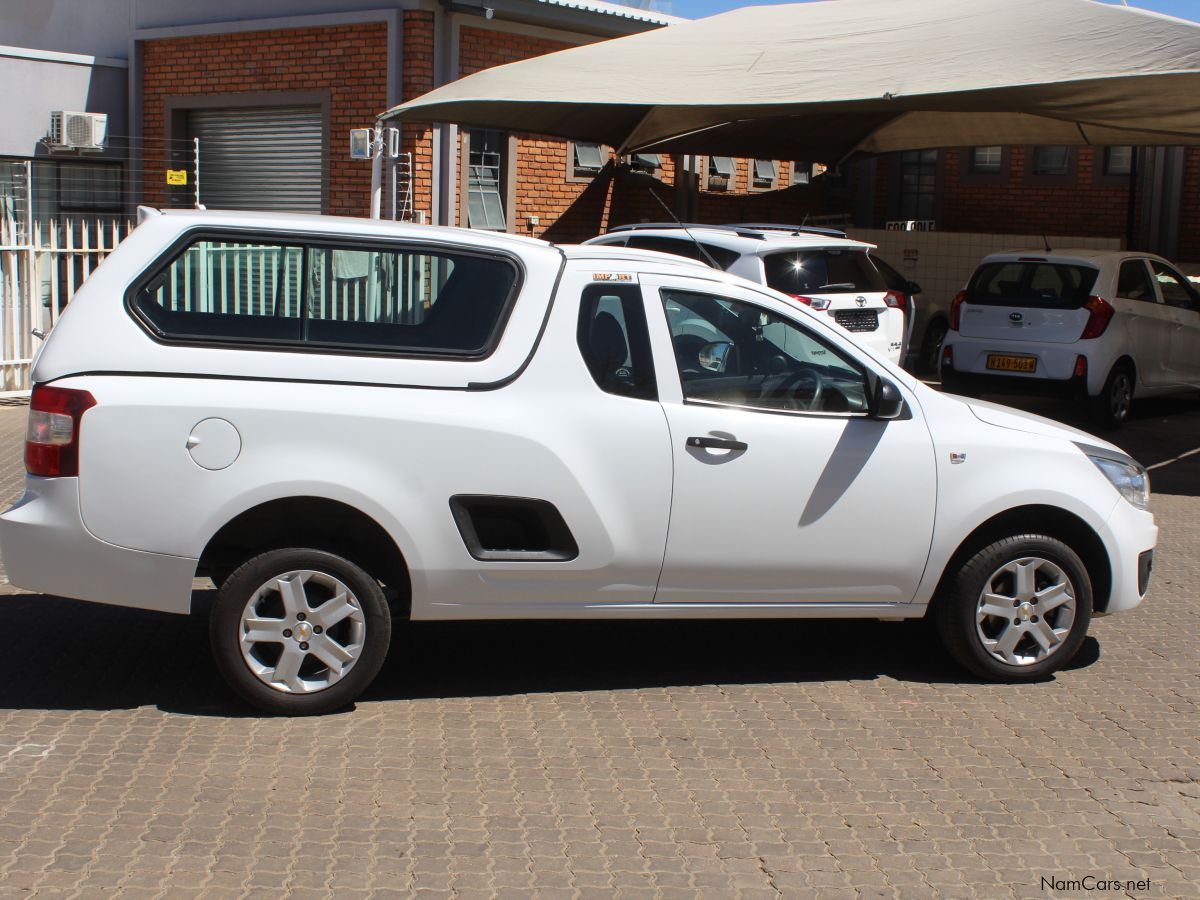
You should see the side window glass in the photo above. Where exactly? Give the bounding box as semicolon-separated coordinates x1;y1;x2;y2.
133;237;520;356
661;288;869;415
1150;261;1200;310
133;240;304;341
577;284;657;400
1116;260;1156;302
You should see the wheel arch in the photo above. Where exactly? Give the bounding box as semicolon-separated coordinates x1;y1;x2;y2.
196;496;412;616
931;504;1112;614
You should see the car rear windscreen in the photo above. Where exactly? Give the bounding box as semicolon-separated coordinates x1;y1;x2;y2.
763;248;885;295
967;261;1099;309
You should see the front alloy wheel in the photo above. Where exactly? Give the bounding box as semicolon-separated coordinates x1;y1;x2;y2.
211;549;391;714
936;535;1091;681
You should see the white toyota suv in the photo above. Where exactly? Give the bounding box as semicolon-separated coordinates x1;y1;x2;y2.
941;249;1200;427
583;224;908;364
0;210;1156;715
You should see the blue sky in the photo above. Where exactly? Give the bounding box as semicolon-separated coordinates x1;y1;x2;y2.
677;0;1199;22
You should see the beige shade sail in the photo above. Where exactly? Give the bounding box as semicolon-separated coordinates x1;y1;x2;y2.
383;0;1200;159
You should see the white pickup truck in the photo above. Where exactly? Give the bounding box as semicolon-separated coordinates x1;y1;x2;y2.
0;210;1156;714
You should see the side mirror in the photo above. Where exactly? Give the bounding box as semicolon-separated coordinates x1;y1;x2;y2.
698;340;734;373
906;280;923;295
871;378;905;420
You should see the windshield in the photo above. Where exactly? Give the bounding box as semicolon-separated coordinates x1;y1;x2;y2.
763;248;886;295
967;261;1099;309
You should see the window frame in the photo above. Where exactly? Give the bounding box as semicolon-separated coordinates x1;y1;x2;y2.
1149;259;1200;310
1026;146;1077;186
566;140;607;183
1115;258;1158;304
702;155;737;192
124;226;526;361
576;282;658;401
749;159;779;192
658;286;872;419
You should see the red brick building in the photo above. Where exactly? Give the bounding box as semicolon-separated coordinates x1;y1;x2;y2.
132;0;1198;263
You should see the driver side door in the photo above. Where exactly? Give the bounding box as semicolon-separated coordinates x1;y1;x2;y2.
641;274;938;606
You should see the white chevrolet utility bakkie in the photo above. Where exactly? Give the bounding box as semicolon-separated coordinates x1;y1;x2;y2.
1;210;1156;714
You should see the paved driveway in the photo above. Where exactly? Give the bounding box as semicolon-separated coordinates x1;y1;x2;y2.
0;396;1197;898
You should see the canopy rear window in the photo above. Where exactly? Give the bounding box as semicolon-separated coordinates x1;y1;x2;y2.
967;261;1098;309
762;248;885;296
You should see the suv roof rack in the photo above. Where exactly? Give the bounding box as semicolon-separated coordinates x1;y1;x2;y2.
727;223;848;239
606;222;849;241
606;222;769;240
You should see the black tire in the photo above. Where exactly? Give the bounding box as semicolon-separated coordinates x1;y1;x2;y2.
920;319;948;375
1090;362;1134;429
210;548;392;715
935;534;1092;682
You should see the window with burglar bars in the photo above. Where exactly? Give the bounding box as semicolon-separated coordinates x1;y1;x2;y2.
970;146;1003;174
467;129;506;231
899;149;938;221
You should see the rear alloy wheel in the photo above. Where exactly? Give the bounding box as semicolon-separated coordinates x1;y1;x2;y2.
210;548;391;714
936;535;1091;681
1091;362;1134;429
921;319;948;375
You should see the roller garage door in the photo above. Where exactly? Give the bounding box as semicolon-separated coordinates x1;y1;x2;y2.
189;106;323;212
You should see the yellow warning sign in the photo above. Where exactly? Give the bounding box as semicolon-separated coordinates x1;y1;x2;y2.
166;169;188;186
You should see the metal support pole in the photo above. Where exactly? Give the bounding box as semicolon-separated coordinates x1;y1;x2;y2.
23;160;38;358
370;122;384;219
1124;147;1140;251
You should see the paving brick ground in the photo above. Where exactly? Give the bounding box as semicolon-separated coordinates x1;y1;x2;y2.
0;395;1197;898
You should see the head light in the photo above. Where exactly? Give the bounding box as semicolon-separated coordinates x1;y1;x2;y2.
1088;455;1150;510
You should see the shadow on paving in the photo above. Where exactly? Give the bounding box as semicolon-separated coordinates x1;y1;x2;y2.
0;592;1100;717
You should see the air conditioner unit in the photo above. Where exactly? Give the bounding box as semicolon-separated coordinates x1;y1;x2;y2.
49;111;108;150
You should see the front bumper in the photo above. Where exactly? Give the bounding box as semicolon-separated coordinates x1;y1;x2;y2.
1096;496;1157;616
0;476;197;615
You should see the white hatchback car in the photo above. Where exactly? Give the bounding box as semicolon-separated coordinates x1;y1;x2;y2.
941;249;1200;427
0;210;1156;715
584;224;908;364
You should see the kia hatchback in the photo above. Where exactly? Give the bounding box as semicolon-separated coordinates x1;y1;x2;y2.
941;250;1200;427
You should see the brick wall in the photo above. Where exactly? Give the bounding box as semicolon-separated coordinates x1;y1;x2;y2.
141;22;388;215
402;11;436;224
1179;149;1200;262
939;148;1129;237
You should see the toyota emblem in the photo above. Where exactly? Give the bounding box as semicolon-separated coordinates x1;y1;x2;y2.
855;296;867;307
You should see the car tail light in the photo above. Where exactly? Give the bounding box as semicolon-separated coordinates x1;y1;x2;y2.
941;344;954;370
25;385;96;477
884;290;909;315
1074;355;1088;378
788;294;831;311
1079;295;1114;340
949;290;967;330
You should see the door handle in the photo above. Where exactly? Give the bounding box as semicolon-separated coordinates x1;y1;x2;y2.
687;436;748;451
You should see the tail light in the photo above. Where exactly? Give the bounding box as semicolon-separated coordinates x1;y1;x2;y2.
1073;355;1088;378
1079;295;1114;340
949;290;967;330
884;290;909;316
941;344;954;370
788;294;831;311
25;385;96;477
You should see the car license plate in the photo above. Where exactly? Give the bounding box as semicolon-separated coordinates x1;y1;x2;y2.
986;354;1037;373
